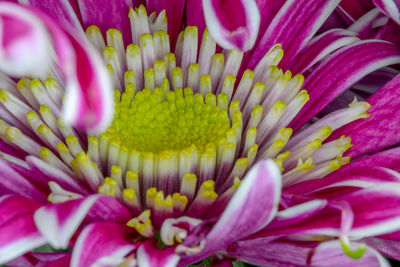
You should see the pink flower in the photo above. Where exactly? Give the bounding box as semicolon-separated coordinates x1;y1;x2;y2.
1;1;400;266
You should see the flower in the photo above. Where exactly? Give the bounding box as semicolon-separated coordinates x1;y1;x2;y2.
1;0;400;266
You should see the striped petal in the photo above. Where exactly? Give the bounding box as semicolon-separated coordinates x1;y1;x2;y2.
290;40;400;132
70;221;137;267
202;0;260;51
183;159;281;263
137;241;180;267
247;0;340;69
0;195;46;265
33;195;99;249
331;73;400;158
372;0;400;25
0;3;53;78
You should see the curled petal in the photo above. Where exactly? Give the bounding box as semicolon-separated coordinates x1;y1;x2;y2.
202;0;260;51
372;0;400;25
0;195;46;264
0;3;52;77
184;160;282;263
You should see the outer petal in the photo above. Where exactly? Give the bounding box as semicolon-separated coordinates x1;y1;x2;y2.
183;160;281;263
77;0;132;44
33;195;99;249
20;0;84;36
70;221;137;267
0;3;52;77
247;0;340;69
331;73;400;158
137;241;180;267
365;238;400;260
290;40;400;132
372;0;400;25
287;29;359;74
202;0;260;51
0;195;46;264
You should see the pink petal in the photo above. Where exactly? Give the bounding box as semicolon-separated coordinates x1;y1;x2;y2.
310;240;389;267
21;0;84;36
186;0;205;37
331;73;400;158
290;40;400;132
70;221;137;267
184;160;282;263
202;0;260;51
87;194;132;222
287;29;359;74
365;238;400;261
339;0;375;21
372;0;400;25
0;195;46;264
247;0;340;69
0;2;53;77
137;240;180;267
33;195;99;249
348;8;388;39
77;0;132;44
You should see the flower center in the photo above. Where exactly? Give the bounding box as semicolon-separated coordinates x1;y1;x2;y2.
103;87;230;153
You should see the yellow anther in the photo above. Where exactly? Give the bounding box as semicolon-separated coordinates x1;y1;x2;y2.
126;210;154;238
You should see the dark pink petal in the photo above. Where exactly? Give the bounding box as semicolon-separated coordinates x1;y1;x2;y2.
290;41;400;132
202;0;260;51
70;221;137;267
21;0;84;35
247;0;340;69
34;195;99;249
372;0;400;25
147;0;185;49
137;240;180;267
0;3;53;77
287;29;359;74
339;0;375;21
186;0;205;38
184;160;281;263
0;195;46;264
87;194;132;222
0;157;46;201
348;8;387;39
77;0;132;44
310;240;389;267
331;73;400;158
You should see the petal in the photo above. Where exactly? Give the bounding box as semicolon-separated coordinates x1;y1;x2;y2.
310;240;389;267
0;195;46;264
365;238;400;261
247;0;340;69
0;3;53;77
287;29;360;74
348;8;387;39
21;0;84;36
70;221;137;267
186;0;205;37
0;157;46;201
87;194;132;222
137;241;180;267
339;0;376;21
331;73;400;158
290;40;400;132
372;0;400;25
183;159;282;263
33;195;99;249
202;0;260;51
77;0;132;44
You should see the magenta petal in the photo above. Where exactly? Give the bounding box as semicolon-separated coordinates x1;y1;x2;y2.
77;0;132;44
22;0;84;35
186;0;205;37
372;0;400;25
0;195;46;264
290;41;400;132
202;0;260;51
247;0;340;69
137;241;180;267
287;29;359;74
184;160;281;263
34;195;99;249
310;240;389;267
0;3;53;77
87;194;132;222
70;221;137;267
331;73;400;158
